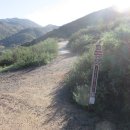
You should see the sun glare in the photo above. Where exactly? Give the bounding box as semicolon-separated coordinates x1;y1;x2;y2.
114;1;130;12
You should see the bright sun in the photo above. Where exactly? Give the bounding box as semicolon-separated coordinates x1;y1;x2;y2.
114;1;130;12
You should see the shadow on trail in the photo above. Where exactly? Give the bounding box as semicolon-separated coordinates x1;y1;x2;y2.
44;79;99;130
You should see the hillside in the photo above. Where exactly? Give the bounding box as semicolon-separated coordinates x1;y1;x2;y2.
0;18;41;40
1;6;130;130
28;7;120;45
0;25;58;46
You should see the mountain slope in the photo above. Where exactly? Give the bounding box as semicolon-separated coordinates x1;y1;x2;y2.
0;18;41;40
28;7;120;45
0;25;58;46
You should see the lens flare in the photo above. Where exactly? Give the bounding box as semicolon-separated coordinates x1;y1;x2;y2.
114;1;130;12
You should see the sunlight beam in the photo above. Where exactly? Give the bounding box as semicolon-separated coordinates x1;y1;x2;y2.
114;0;130;12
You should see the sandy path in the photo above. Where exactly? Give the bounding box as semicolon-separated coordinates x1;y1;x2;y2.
0;42;96;130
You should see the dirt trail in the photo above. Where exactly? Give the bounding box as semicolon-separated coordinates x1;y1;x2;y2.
0;41;96;130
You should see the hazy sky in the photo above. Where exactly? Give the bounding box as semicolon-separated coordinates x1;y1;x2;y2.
0;0;129;26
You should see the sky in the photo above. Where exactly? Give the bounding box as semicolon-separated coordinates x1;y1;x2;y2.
0;0;129;26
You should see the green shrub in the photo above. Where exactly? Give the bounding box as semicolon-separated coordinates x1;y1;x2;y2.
65;52;94;106
73;84;90;106
0;38;58;70
66;23;130;119
67;27;101;54
0;50;14;66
